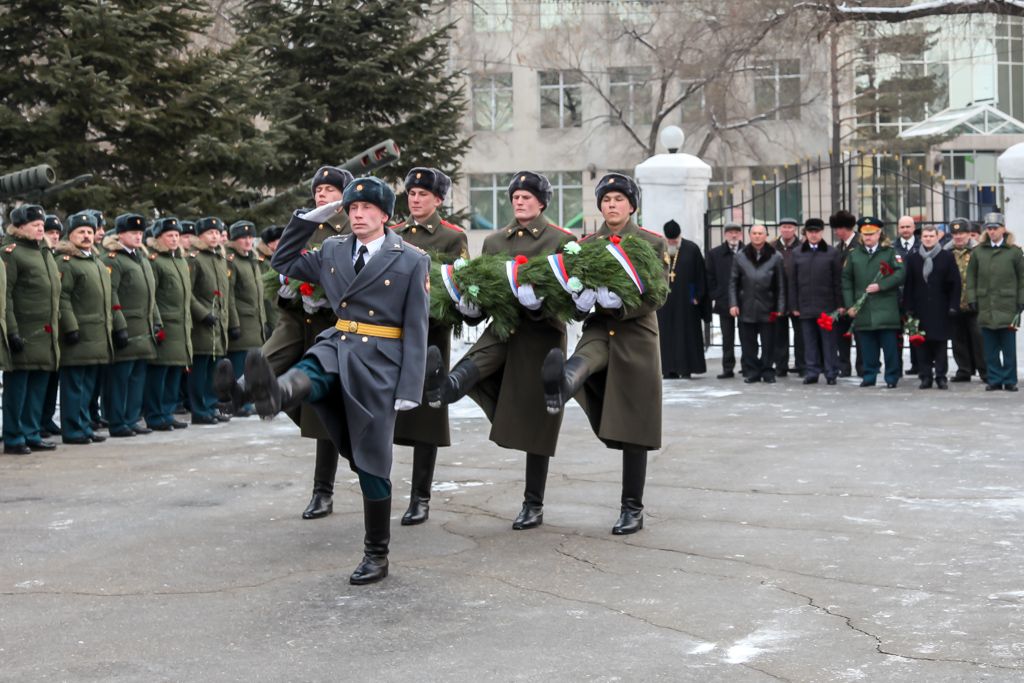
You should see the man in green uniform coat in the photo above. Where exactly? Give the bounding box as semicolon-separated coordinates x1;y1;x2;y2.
224;220;268;416
425;171;574;530
256;224;283;335
2;204;60;454
103;213;160;437
842;216;906;388
390;167;468;525
189;217;231;424
84;209;108;429
40;214;64;438
144;217;193;429
542;173;668;535
56;211;113;444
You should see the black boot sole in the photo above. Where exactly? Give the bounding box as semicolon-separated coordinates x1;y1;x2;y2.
245;350;281;418
213;358;237;403
541;348;565;415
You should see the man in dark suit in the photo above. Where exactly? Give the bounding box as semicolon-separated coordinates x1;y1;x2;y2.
706;222;743;378
894;215;921;376
831;210;861;377
246;177;430;586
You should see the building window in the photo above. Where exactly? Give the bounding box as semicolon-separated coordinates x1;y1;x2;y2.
997;16;1024;120
679;80;705;124
473;0;512;32
753;59;801;121
543;171;584;229
473;74;514;131
539;70;582;128
751;165;802;224
469;173;514;230
609;67;652;127
540;0;582;28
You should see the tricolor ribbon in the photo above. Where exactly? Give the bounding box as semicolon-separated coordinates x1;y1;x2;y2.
440;264;461;302
606;242;645;294
547;253;573;293
505;260;522;296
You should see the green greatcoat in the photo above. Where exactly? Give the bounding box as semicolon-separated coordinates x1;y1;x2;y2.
102;235;159;362
226;244;268;351
841;240;905;331
390;210;469;447
262;211;350;439
966;231;1024;329
149;242;193;366
467;213;575;457
2;234;60;371
56;241;113;365
254;239;279;330
188;241;231;357
0;245;11;372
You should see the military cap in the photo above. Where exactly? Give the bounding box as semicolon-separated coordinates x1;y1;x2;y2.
778;217;799;227
663;219;681;240
857;216;884;234
342;177;396;218
179;220;196;236
195;216;224;235
67;210;98;231
43;214;64;234
949;217;971;234
260;225;284;244
312;166;355;197
595;172;640;212
723;221;742;233
229;220;257;240
114;213;146;233
804;217;825;231
983;212;1006;228
829;210;857;229
84;209;106;229
151;217;180;238
507;171;553;209
403;166;452;201
10;204;45;227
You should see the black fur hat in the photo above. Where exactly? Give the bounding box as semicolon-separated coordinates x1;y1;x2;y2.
829;210;857;229
804;218;825;231
595;173;640;213
10;204;45;227
195;216;225;235
67;210;98;231
151;217;181;238
404;167;452;200
229;220;257;240
43;214;63;234
342;177;396;218
179;220;196;236
260;225;284;244
114;213;146;233
311;166;355;197
507;171;552;209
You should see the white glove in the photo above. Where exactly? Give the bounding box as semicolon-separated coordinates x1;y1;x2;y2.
277;281;297;299
457;298;482;318
597;286;623;309
516;283;543;310
573;288;598;312
299;200;344;223
395;399;418;411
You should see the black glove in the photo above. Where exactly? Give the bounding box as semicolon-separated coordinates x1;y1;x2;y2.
968;302;978;313
202;313;218;328
113;329;130;349
263;322;274;339
228;326;241;341
64;330;80;346
8;334;25;354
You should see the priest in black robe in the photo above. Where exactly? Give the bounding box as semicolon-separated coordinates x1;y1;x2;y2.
657;220;711;378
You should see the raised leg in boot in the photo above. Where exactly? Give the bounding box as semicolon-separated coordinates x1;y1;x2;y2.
350;492;391;585
613;446;647;535
425;347;480;409
402;443;437;526
245;350;314;418
541;348;591;414
303;438;338;520
513;453;549;530
214;358;250;414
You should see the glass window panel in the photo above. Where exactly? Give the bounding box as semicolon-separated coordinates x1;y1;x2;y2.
473;0;511;32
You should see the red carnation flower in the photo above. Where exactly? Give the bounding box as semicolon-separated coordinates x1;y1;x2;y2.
842;332;853;340
299;282;315;297
155;329;167;342
768;311;780;323
610;235;621;245
909;334;926;347
514;255;528;265
283;277;289;285
111;304;122;311
816;312;834;332
879;262;895;276
43;324;52;334
213;290;222;297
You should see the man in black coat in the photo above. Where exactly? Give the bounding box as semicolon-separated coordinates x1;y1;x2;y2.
902;225;961;389
772;217;804;377
729;225;785;383
706;222;743;378
831;210;862;377
657;220;710;378
790;218;843;384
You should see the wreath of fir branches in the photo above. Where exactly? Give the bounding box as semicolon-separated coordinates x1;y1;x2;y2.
571;235;669;310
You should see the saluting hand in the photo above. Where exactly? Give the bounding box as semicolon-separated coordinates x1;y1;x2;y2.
299;200;345;223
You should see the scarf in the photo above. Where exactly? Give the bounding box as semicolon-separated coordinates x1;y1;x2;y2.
919;242;942;282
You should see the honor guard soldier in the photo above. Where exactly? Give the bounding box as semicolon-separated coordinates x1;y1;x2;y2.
188;217;231;424
256;224;284;335
542;174;668;534
144;218;193;430
56;212;113;444
425;171;575;530
245;176;430;585
40;214;64;438
224;220;268;416
390;167;468;525
2;204;60;454
103;213;159;436
84;209;108;429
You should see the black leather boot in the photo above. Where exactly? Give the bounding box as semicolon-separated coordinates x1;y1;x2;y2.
426;349;479;408
245;349;312;418
213;358;249;413
350;496;391;585
541;348;590;414
401;444;437;526
613;447;647;535
513;453;548;530
302;439;338;520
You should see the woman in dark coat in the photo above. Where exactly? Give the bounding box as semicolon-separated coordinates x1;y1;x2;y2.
657;220;710;378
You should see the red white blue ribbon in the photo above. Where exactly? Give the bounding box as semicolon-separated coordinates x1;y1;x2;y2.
505;260;521;296
440;264;461;302
606;243;644;294
547;253;573;293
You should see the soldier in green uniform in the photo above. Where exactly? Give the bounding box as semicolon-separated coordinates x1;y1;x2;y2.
56;211;113;444
85;210;109;430
542;174;668;534
224;220;267;416
179;220;196;254
40;214;64;438
103;213;159;437
144;217;193;430
256;224;283;335
390;167;468;525
188;217;231;424
2;204;60;454
425;171;574;530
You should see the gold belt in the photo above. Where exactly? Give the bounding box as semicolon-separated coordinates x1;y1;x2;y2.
335;319;403;339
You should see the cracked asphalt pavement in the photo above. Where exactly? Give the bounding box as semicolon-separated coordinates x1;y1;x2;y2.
2;376;1023;681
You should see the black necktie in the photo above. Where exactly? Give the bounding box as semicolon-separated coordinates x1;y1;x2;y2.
354;245;367;274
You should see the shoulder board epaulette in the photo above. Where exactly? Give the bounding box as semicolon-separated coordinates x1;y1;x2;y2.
149;253;158;261
548;224;574;236
579;233;598;242
108;251;117;258
440;220;465;233
406;243;427;255
4;244;15;253
388;222;406;231
189;252;198;258
62;254;71;261
640;227;666;239
227;254;235;262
